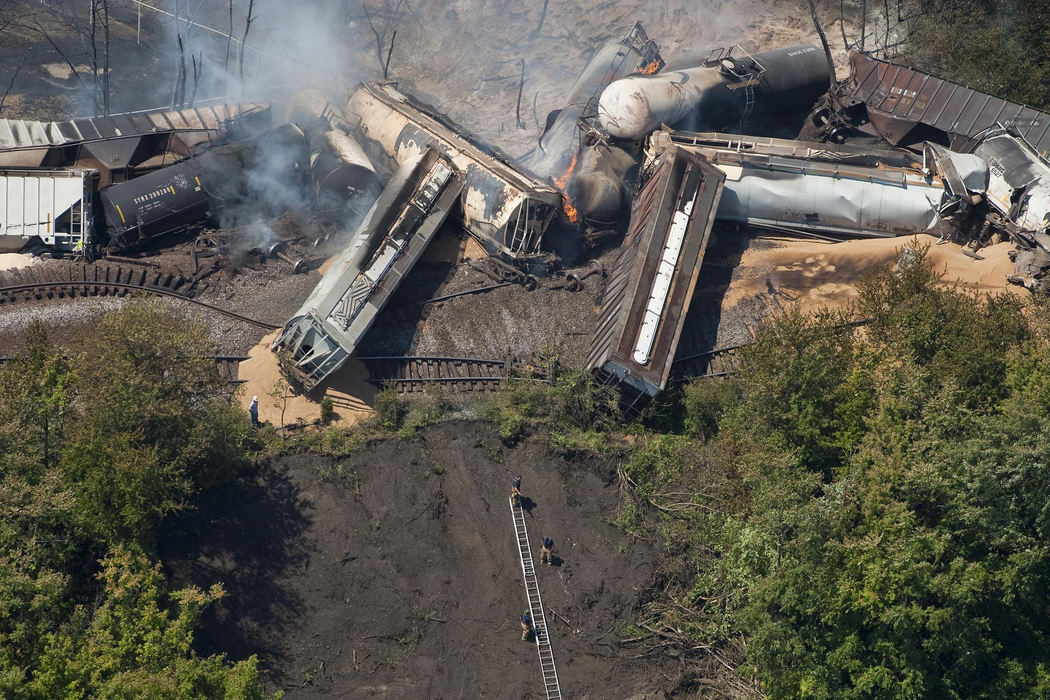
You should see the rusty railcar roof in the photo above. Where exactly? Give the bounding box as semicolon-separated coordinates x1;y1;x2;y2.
847;51;1050;153
587;146;725;398
0;103;269;152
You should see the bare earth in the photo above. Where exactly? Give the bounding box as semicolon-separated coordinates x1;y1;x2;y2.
161;422;679;699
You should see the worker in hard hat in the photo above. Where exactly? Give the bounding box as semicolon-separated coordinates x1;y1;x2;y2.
249;395;260;427
540;536;554;566
520;610;532;641
510;475;522;506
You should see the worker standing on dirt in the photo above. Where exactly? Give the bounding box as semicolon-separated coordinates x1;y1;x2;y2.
249;395;260;427
520;610;533;641
511;475;522;505
540;536;554;565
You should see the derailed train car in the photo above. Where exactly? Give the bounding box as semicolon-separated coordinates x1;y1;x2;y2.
650;130;982;239
345;82;562;265
273;147;464;389
302;118;382;223
96;119;379;252
587;145;725;415
98;123;310;251
597;45;832;141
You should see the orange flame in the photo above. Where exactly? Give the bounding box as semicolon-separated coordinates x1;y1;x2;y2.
553;152;579;223
562;195;578;223
641;60;660;74
552;151;578;192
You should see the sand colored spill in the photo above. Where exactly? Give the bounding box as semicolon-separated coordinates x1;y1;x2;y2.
724;234;1022;314
237;331;376;428
0;254;36;272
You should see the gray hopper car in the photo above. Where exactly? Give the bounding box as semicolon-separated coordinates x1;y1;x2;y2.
273;146;464;390
345;82;562;263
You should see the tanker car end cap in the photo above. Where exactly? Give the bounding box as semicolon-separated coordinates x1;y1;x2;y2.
598;79;653;140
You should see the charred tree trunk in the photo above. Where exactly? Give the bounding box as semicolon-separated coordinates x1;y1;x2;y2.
839;0;849;50
860;0;867;52
808;0;836;89
89;0;99;113
239;0;256;86
171;0;187;108
530;0;549;40
384;29;396;79
223;0;232;98
102;0;110;115
516;58;526;129
189;50;203;107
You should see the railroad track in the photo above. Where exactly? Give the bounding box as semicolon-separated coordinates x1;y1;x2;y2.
670;344;743;382
0;262;191;304
0;262;280;329
0;354;250;383
358;355;553;393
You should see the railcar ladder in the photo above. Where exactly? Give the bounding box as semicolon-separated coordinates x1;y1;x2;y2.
510;496;563;700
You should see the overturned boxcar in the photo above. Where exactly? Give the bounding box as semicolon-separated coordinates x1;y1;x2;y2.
345;82;562;264
588;145;725;415
272;147;464;390
816;51;1050;153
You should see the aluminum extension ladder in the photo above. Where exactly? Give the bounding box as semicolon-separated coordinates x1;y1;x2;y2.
510;496;563;700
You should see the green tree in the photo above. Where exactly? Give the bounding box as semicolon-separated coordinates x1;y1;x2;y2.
0;305;268;696
60;302;253;548
26;547;270;699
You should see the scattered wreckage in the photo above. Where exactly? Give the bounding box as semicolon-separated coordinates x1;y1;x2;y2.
266;33;1050;403
10;23;1050;410
346;82;562;268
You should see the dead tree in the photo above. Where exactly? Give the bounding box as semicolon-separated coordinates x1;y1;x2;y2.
89;0;98;108
0;48;31;116
101;0;110;115
239;0;256;85
808;0;836;89
170;0;188;108
189;49;203;107
516;58;526;129
530;0;549;40
383;30;396;79
223;0;233;97
363;3;395;79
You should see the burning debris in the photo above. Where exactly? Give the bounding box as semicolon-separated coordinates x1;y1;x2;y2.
10;18;1050;408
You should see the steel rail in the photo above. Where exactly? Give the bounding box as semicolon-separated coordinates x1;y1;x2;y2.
0;280;280;330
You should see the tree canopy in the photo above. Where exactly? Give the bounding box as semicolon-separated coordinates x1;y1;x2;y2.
0;302;269;698
625;246;1050;698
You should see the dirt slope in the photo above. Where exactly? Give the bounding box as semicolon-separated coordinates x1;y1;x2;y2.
162;422;681;698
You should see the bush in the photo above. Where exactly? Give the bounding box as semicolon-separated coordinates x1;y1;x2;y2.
319;396;335;424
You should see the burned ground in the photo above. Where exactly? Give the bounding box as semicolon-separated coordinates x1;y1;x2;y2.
161;421;681;699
